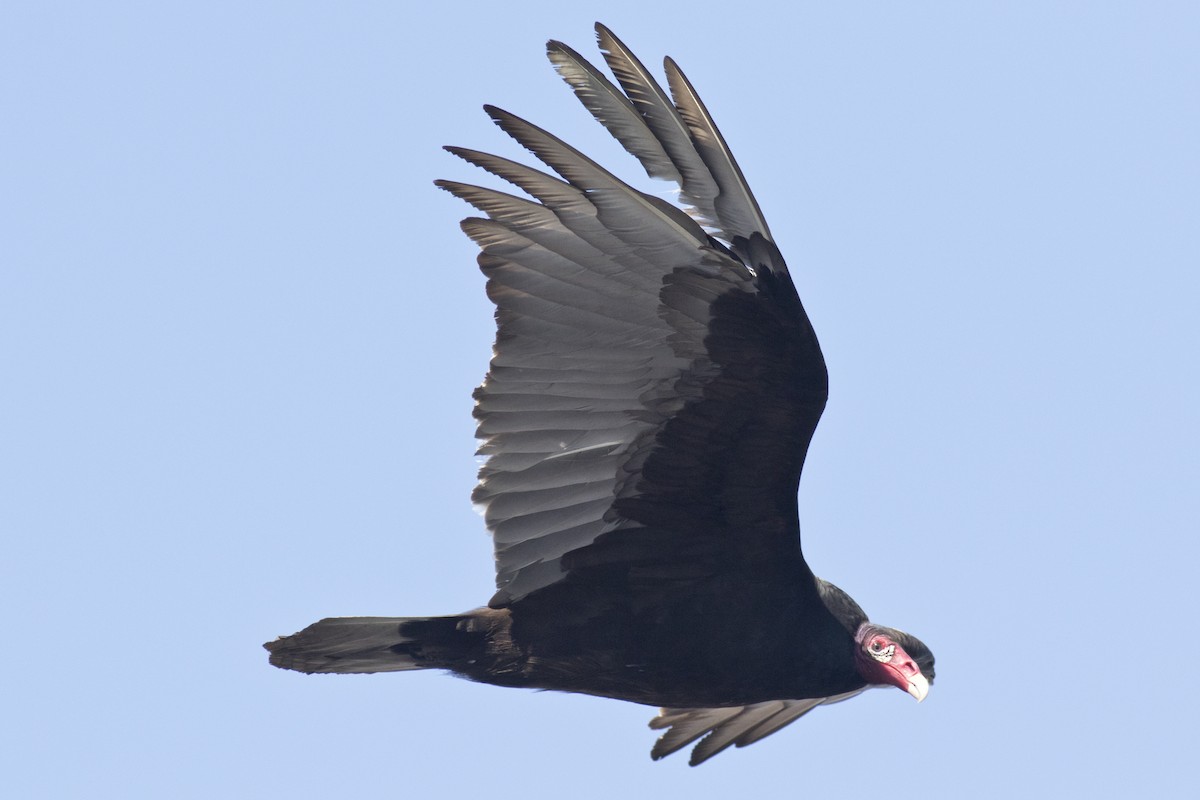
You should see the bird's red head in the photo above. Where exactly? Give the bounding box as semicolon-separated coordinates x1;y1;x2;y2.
853;623;933;702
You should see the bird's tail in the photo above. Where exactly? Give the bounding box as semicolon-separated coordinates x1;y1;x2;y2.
264;614;481;675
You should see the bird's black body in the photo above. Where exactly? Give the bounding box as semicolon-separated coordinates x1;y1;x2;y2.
373;583;863;710
267;23;934;765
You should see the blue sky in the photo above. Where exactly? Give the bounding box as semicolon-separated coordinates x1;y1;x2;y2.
3;2;1197;797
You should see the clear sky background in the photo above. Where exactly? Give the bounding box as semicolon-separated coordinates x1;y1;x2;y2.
3;2;1197;797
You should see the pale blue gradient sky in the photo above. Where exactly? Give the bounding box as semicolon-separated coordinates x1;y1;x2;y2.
3;2;1197;797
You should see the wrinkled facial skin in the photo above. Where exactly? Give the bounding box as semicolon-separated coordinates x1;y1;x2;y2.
853;624;931;702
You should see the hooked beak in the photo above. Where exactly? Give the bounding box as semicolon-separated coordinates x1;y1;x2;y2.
905;671;930;703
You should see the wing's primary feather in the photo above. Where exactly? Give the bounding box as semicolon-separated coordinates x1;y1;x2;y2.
546;40;682;184
662;55;773;242
549;23;771;243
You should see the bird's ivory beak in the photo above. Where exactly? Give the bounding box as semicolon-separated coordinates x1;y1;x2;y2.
906;672;930;703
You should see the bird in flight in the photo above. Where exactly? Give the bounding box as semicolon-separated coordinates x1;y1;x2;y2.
266;22;935;766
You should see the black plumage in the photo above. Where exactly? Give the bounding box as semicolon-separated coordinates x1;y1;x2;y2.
266;23;934;765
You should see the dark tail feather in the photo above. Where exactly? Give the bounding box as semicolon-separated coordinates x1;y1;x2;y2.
264;615;472;675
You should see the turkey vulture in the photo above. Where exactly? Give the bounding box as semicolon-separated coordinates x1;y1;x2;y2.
266;22;934;765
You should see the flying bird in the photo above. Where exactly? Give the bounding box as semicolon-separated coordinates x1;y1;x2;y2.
266;22;935;765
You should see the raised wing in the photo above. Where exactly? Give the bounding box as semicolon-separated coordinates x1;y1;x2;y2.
650;690;868;766
443;25;828;609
